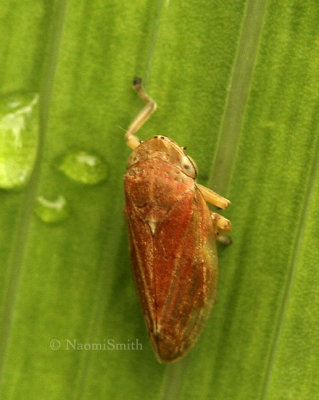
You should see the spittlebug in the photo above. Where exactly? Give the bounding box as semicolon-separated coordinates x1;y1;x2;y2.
124;77;231;363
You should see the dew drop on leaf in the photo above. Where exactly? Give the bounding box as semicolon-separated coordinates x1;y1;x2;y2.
55;150;108;185
35;195;70;223
0;93;39;190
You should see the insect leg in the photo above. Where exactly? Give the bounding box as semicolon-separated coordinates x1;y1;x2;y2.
197;184;230;209
217;235;232;246
211;212;232;233
211;212;232;245
125;77;157;150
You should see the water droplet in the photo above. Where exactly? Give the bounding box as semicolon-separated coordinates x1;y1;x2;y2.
0;93;39;189
35;195;70;223
56;150;108;185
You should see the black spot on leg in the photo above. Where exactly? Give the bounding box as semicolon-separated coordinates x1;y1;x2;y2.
133;77;142;85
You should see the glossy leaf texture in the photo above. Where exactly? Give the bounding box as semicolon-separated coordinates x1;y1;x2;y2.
0;1;319;399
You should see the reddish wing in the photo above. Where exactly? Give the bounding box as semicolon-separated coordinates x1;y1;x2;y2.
125;159;218;362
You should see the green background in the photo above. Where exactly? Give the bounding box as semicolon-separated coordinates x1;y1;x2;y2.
1;0;319;399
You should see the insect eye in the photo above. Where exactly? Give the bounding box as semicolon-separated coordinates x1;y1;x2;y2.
181;156;197;178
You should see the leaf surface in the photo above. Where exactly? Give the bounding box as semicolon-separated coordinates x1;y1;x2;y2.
0;1;318;399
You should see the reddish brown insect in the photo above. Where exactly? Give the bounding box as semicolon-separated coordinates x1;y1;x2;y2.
124;78;231;363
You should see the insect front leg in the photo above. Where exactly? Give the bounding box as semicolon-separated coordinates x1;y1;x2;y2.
197;184;230;209
125;77;157;150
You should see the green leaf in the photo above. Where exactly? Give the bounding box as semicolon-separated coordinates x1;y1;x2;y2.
1;0;318;399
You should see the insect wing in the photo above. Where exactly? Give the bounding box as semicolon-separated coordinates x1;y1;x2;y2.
125;169;218;362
